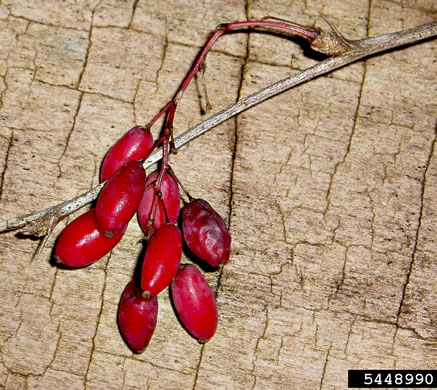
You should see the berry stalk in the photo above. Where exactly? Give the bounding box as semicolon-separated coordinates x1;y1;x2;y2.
143;19;319;232
147;18;319;140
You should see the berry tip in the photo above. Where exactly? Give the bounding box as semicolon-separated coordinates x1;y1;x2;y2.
132;347;146;354
53;255;63;265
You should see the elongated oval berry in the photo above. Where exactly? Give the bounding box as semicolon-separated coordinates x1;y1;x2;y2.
182;199;231;267
171;264;218;342
54;208;126;267
118;279;158;353
157;171;181;224
96;160;146;237
100;126;154;182
137;171;165;233
137;170;181;234
141;224;182;298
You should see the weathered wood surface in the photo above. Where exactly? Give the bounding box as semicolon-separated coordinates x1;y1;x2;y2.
0;1;436;389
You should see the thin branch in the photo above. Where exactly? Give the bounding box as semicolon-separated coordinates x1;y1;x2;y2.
0;21;435;236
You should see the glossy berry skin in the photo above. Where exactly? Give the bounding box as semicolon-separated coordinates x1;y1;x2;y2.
171;264;218;342
141;224;182;298
100;126;154;182
96;160;146;237
137;171;165;232
182;199;231;267
137;170;181;234
118;280;158;353
54;208;126;267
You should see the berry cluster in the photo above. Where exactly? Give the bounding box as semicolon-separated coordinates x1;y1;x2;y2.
54;124;231;352
51;18;319;353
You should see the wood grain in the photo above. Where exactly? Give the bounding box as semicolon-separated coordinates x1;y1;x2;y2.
0;0;436;389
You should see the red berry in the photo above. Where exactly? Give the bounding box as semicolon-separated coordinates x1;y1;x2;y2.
96;160;146;237
100;126;154;182
171;264;218;342
158;171;181;224
141;224;182;298
54;208;126;267
181;199;231;267
137;170;181;234
118;279;158;353
137;171;165;233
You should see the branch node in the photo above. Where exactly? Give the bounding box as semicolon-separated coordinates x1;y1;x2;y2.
310;14;354;56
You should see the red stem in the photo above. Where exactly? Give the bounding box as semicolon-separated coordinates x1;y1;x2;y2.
156;137;169;187
147;137;169;236
146;19;317;134
178;19;317;96
148;101;173;128
143;19;318;230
